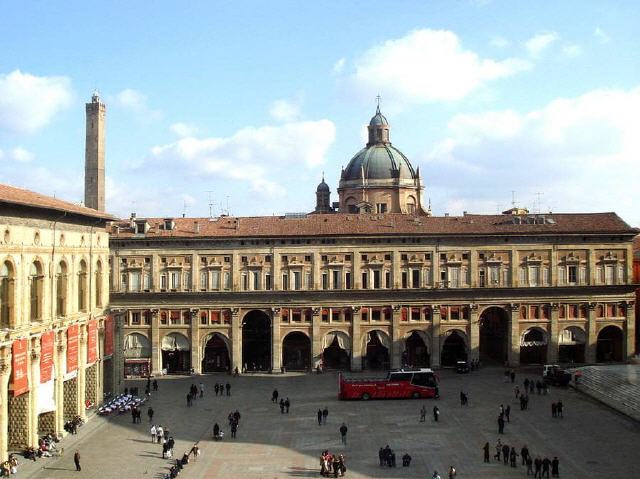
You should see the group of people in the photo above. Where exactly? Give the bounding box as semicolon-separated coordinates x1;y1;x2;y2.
485;440;560;477
270;389;291;414
0;454;19;475
320;450;346;477
214;382;231;396
378;445;400;467
227;410;241;438
164;443;200;479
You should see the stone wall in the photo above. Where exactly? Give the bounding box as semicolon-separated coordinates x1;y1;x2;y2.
63;378;78;421
8;393;29;448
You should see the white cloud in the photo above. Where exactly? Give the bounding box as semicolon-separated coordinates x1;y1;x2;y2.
524;32;559;57
424;87;640;225
332;58;346;74
269;99;301;122
0;70;73;134
170;122;199;137
9;146;34;162
594;27;610;44
344;29;530;108
562;44;582;58
490;36;510;48
114;88;162;120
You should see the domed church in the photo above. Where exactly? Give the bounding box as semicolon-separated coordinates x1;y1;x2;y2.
315;105;426;215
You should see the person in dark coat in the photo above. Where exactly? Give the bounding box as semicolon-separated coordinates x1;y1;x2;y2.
230;421;237;438
526;455;533;476
322;407;329;424
557;401;563;418
226;383;231;396
317;409;323;426
502;444;509;466
339;423;348;445
483;442;490;463
213;423;220;439
505;405;511;422
279;398;285;413
379;447;385;467
214;383;220;396
551;457;559;477
510;447;518;467
74;450;81;471
521;445;529;466
433;406;439;422
402;453;411;466
552;402;557;417
272;389;279;402
498;415;505;434
284;398;290;413
152;379;158;391
542;457;551;478
147;407;154;422
534;457;542;478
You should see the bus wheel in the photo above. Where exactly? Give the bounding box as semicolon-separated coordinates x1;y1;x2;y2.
361;392;371;401
412;392;420;399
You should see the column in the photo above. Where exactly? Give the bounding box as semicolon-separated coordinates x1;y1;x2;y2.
0;347;11;462
391;305;402;368
272;308;282;372
150;309;162;375
587;249;596;284
28;339;41;447
350;307;362;371
96;326;104;407
547;303;559;363
625;301;636;359
585;304;597;363
311;308;322;369
469;305;479;362
273;250;281;290
507;304;520;367
353;253;361;289
54;332;66;434
469;250;478;288
231;309;241;372
190;309;201;373
431;305;441;369
113;313;125;392
392;251;401;289
78;325;88;421
313;252;321;290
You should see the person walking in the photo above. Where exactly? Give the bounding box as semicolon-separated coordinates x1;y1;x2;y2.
150;424;157;443
147;407;154;423
557;400;563;418
433;406;439;422
73;450;81;472
505;405;511;423
186;393;192;407
152;379;158;391
494;439;502;461
534;457;542;478
502;444;509;466
156;425;164;444
510;447;518;467
552;402;557;418
272;389;279;403
483;442;490;463
230;421;237;438
420;405;427;422
279;398;285;413
521;445;529;466
448;465;457;478
285;398;290;413
498;415;505;434
542;457;551;478
199;382;204;398
214;383;219;396
551;457;559;477
190;443;200;461
379;447;385;467
226;383;231;396
339;423;348;445
322;407;329;425
526;455;533;476
317;409;323;426
432;470;441;479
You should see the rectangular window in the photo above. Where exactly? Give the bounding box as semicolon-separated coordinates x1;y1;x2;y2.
223;272;231;290
253;271;260;290
558;267;565;285
543;267;550;286
345;272;352;289
282;273;289;290
160;274;167;290
170;272;181;289
605;265;614;285
293;271;301;290
242;274;249;291
449;267;460;288
411;269;420;288
265;273;272;290
385;270;391;288
332;270;340;289
211;271;220;290
479;270;486;287
579;266;587;284
361;271;368;289
131;312;140;324
184;272;192;289
200;271;208;290
519;267;527;285
143;273;151;290
305;272;312;289
322;272;328;290
373;270;381;289
292;310;301;322
568;265;577;284
371;309;381;321
402;271;408;289
130;272;141;292
376;203;387;213
489;267;499;285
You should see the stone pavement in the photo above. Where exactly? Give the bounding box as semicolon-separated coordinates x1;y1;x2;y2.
17;367;640;479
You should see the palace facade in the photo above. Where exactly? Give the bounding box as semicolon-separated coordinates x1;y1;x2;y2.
109;107;638;377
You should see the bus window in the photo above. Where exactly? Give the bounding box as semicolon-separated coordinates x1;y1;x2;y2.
389;373;413;382
411;372;435;387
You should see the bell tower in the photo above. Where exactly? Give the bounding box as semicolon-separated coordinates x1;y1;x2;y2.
84;91;106;212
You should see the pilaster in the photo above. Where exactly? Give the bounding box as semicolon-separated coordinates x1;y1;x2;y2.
313;252;321;290
0;348;11;462
353;252;362;289
54;333;66;434
311;308;322;368
190;309;201;373
350;306;362;371
431;305;441;369
625;301;636;359
231;309;241;372
469;304;479;361
391;305;402;368
150;309;162;374
78;326;87;421
392;251;401;289
28;339;41;447
273;250;281;290
272;308;282;372
507;303;520;367
547;303;559;363
585;303;597;364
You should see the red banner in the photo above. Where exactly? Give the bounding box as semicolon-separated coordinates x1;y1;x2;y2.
66;324;79;373
104;315;114;357
87;319;98;364
40;331;55;383
11;339;29;396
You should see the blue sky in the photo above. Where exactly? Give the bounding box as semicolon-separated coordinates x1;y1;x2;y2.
1;1;639;224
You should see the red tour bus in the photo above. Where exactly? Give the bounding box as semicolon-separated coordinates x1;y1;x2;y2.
339;368;439;400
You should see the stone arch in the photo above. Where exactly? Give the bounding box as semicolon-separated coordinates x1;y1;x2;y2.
321;330;351;370
161;332;191;374
242;309;272;372
55;260;69;317
597;324;624;362
29;258;45;322
123;332;151;358
0;258;16;329
479;306;510;363
362;329;391;370
558;325;586;363
441;329;468;366
520;327;548;364
201;332;231;372
403;329;430;368
78;259;88;312
282;331;311;371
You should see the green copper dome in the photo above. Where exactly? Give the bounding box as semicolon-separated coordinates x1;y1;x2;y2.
342;144;416;181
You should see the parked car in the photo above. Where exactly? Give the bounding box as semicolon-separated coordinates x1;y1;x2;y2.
543;364;572;386
456;360;470;373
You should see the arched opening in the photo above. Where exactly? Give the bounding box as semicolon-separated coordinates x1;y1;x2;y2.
558;326;586;363
363;330;390;370
321;332;351;370
597;325;623;362
123;333;151;377
520;328;548;364
403;331;430;368
29;261;43;322
78;260;88;312
282;332;311;371
441;330;468;367
161;332;191;374
479;307;509;364
56;261;67;317
242;310;271;372
0;261;15;328
202;333;230;372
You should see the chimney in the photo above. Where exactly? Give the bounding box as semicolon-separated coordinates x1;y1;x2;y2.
129;212;137;229
194;221;200;233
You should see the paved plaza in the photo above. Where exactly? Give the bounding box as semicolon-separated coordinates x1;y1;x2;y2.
19;367;640;479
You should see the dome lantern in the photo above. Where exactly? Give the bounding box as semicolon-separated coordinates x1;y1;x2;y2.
367;99;390;146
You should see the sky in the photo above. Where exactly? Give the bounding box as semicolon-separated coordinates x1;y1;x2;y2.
0;1;639;225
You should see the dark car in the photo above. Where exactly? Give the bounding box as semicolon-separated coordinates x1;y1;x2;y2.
542;364;572;386
456;361;470;373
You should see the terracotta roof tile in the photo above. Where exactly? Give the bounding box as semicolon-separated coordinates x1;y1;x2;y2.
0;183;113;220
111;212;637;240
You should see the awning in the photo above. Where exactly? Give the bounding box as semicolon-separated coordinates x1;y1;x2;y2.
161;333;190;351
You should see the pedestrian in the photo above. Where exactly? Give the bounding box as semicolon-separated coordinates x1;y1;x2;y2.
199;382;204;398
379;447;385;467
515;386;520;398
317;409;323;426
542;457;551;478
536;380;542;395
156;425;164;444
483;442;490;463
420;405;426;422
551;402;557;417
510;447;518;467
162;442;168;459
279;398;285;413
551;457;559;477
526;455;533;476
529;380;535;394
74;450;81;471
226;383;231;396
498;415;505;434
510;370;516;383
186;393;192;407
504;370;510;383
131;407;137;424
448;465;457;478
148;407;154;422
505;405;511;422
190;443;200;461
150;424;157;442
214;383;219;396
322;407;329;424
432;470;441;479
521;445;529;466
499;404;504;416
502;444;509;466
494;439;502;461
459;391;467;406
433;405;439;422
339;423;348;445
524;378;530;390
534;457;542;478
153;379;158;391
402;453;412;467
285;397;290;413
231;421;237;438
557;400;563;418
272;389;279;403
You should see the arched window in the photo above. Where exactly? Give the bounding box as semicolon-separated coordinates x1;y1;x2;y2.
95;261;103;308
56;261;68;317
29;261;43;321
0;261;14;328
78;260;88;312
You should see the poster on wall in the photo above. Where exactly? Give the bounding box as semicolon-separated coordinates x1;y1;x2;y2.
87;319;98;364
104;315;114;357
11;338;29;396
67;324;79;373
40;330;55;383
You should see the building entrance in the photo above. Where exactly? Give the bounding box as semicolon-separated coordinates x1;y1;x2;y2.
479;307;509;364
202;334;230;372
161;333;191;374
242;310;271;372
441;330;467;366
520;328;548;364
558;326;586;363
403;331;430;368
597;325;623;362
282;332;311;371
363;331;390;370
322;337;350;370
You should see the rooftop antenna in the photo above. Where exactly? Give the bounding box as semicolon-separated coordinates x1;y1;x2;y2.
182;199;188;218
375;94;381;113
535;192;543;215
511;190;518;209
206;190;215;219
225;196;230;216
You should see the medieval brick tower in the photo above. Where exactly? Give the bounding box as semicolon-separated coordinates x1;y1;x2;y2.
84;91;106;212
